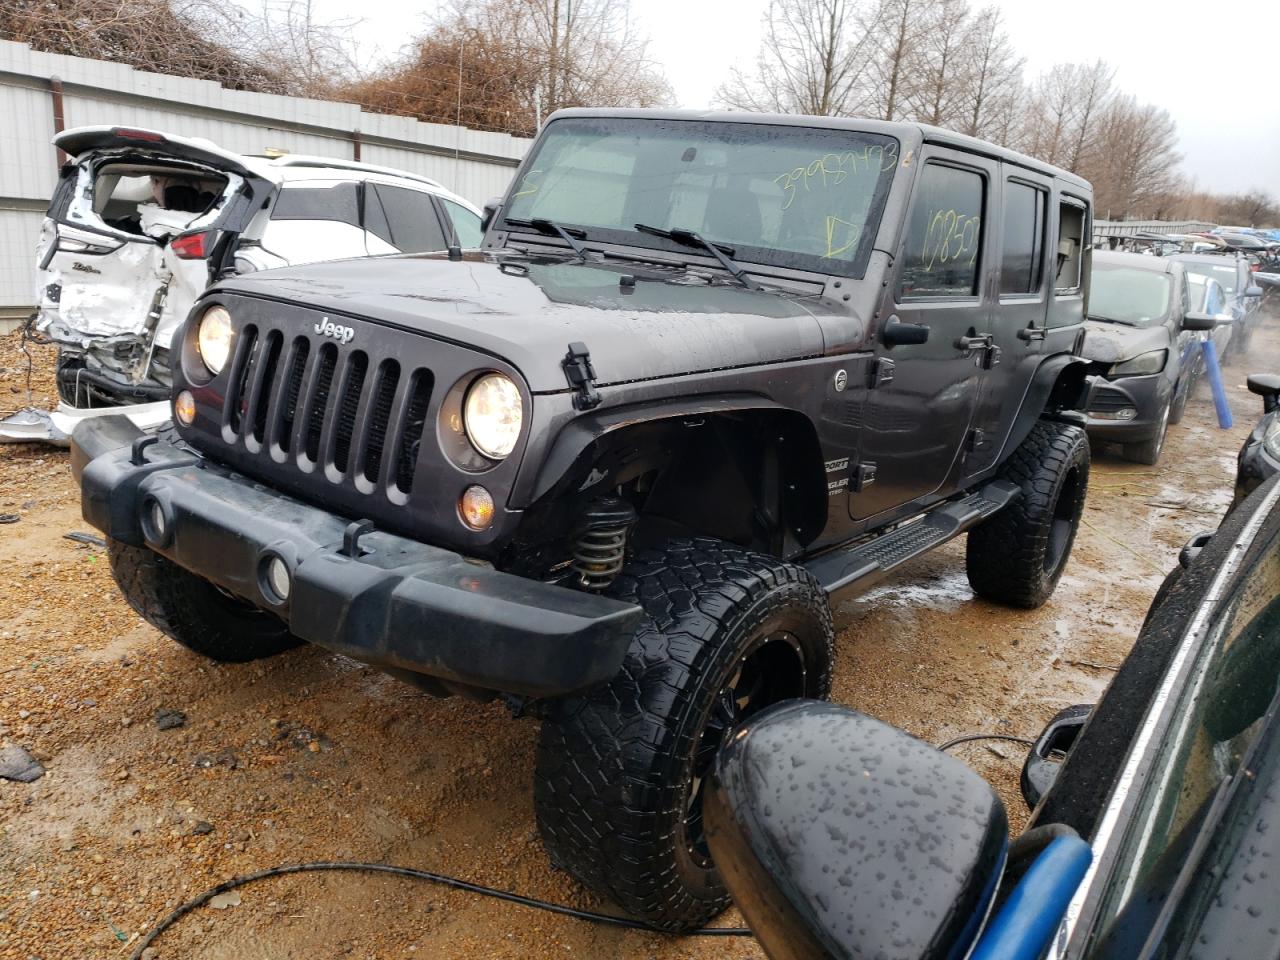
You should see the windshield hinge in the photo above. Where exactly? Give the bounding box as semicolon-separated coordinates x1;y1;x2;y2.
562;341;601;410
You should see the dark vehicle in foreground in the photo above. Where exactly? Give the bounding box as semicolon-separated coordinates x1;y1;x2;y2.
707;473;1280;959
71;109;1096;929
1173;252;1267;354
1080;250;1229;464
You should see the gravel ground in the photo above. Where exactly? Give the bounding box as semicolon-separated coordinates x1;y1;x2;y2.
2;308;1276;959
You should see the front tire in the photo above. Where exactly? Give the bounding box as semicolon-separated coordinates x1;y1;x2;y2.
534;538;834;930
967;420;1090;608
1122;393;1172;465
108;539;302;662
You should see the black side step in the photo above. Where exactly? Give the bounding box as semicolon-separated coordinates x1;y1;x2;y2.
804;479;1020;602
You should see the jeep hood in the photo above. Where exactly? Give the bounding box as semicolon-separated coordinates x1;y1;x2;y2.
216;255;835;392
1081;319;1170;365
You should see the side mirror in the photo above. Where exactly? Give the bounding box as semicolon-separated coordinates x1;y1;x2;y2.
1181;311;1219;331
1246;285;1265;298
480;197;502;232
1020;704;1092;810
1247;373;1280;413
706;701;1007;960
881;314;930;346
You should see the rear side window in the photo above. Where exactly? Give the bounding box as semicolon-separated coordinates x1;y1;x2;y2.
900;163;985;299
372;184;447;253
271;182;360;226
1000;181;1046;295
1055;201;1086;293
442;198;483;248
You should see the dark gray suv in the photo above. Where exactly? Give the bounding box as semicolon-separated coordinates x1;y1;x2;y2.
72;109;1096;930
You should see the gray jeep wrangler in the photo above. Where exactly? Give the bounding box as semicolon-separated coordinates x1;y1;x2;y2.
73;109;1094;930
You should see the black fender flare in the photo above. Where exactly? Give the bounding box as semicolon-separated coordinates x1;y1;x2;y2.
528;392;828;542
997;353;1090;463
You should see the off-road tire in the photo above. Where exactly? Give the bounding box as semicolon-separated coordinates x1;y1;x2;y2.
534;538;834;931
967;420;1090;608
108;539;302;662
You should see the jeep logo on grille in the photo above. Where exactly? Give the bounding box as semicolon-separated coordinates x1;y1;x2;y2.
314;318;355;344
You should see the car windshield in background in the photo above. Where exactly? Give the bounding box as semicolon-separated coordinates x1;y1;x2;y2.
1183;263;1238;295
503;117;900;278
1088;265;1173;326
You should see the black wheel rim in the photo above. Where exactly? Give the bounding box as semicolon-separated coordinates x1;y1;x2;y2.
1044;467;1082;574
683;631;806;867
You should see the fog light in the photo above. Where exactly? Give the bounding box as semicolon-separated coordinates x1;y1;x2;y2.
148;500;167;540
459;485;495;530
174;389;196;425
265;555;291;602
1091;407;1137;421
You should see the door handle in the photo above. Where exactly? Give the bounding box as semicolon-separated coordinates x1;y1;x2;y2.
1017;326;1047;342
954;333;992;353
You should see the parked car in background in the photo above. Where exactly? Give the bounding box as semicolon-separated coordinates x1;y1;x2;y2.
35;126;482;410
1173;252;1266;353
706;471;1280;960
1080;250;1229;464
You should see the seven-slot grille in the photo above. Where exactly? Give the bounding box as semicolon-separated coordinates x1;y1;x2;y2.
220;322;433;501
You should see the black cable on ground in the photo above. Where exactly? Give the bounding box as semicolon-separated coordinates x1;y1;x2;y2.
129;860;752;957
937;733;1034;752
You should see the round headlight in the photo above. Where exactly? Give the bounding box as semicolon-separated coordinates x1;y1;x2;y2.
463;374;523;460
196;305;234;375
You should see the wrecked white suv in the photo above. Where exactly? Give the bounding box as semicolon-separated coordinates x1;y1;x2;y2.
35;126;483;412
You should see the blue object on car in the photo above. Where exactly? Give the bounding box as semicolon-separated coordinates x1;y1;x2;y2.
968;835;1093;960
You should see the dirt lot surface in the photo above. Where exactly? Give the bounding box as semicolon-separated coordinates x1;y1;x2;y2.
2;308;1278;959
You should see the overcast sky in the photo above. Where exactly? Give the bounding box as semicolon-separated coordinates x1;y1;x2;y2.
318;0;1280;198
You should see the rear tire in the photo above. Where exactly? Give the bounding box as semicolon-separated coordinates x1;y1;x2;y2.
534;538;834;930
108;539;302;662
967;420;1090;608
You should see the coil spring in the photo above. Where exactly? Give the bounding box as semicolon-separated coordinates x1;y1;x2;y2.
572;525;629;591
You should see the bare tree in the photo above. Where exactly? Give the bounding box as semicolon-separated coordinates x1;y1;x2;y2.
958;6;1023;141
346;0;670;137
716;0;881;116
866;0;926;121
0;0;356;95
905;0;971;127
1063;59;1114;172
1084;95;1181;218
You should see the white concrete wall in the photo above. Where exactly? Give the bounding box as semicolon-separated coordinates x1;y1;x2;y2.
0;39;531;315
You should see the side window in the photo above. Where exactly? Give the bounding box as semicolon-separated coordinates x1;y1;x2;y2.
442;199;484;248
271;181;360;226
1000;181;1046;295
1055;200;1086;293
900;163;985;299
363;184;394;246
372;184;448;253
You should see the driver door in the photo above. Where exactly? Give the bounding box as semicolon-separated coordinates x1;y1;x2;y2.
849;149;997;519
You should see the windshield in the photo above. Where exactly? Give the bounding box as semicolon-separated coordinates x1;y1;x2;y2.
1088;264;1173;326
503;117;900;278
1183;263;1238;295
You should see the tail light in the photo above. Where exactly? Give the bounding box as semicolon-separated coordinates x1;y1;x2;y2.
171;231;214;259
111;127;166;143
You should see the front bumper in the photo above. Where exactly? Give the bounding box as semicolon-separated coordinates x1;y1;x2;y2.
73;417;643;698
1083;373;1167;442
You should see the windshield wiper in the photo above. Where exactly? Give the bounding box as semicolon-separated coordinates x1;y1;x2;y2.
504;217;587;260
1088;314;1139;326
633;223;761;291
